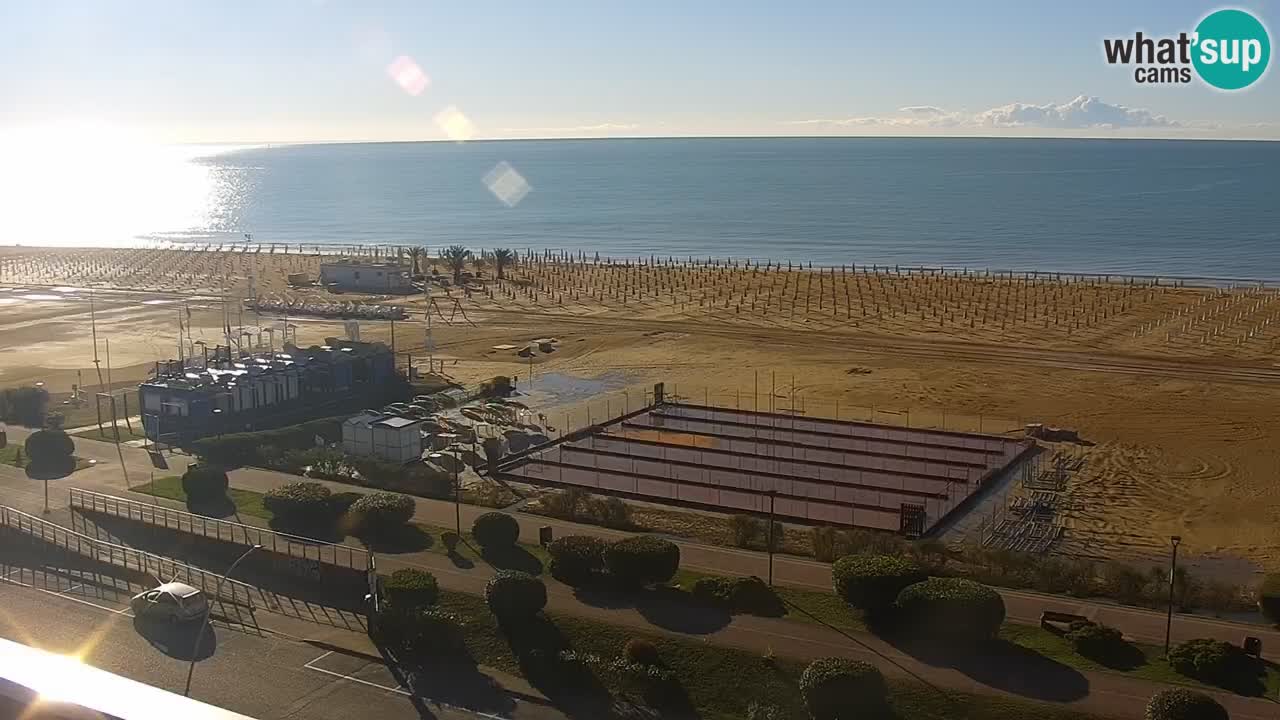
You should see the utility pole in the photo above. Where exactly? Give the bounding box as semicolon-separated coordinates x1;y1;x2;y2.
766;490;777;586
1165;535;1181;656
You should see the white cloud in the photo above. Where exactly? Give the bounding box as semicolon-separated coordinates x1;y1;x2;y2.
786;96;1185;133
977;96;1177;129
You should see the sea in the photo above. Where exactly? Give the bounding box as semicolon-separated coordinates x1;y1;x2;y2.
7;137;1279;280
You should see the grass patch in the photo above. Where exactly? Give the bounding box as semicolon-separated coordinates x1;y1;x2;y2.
432;589;1104;720
0;445;93;473
673;568;867;633
131;475;273;520
71;426;149;443
1001;623;1280;698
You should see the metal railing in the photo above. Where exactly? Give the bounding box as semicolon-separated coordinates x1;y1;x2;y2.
68;488;368;570
0;505;258;608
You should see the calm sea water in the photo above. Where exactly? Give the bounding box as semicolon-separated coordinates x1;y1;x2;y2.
38;138;1280;278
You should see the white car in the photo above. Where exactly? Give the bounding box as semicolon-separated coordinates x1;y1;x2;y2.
130;582;209;623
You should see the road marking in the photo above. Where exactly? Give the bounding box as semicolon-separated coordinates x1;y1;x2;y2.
301;651;505;719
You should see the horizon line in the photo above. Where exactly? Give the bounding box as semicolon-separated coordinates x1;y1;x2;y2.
185;133;1280;148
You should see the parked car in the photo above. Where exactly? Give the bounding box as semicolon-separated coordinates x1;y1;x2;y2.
130;582;208;623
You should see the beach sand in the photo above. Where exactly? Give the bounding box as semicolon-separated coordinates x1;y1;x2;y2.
3;246;1278;578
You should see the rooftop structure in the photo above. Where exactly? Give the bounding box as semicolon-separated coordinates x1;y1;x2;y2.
319;259;412;293
139;339;395;444
342;411;425;463
497;402;1033;536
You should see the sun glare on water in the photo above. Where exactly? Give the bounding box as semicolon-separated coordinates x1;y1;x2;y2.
0;123;231;248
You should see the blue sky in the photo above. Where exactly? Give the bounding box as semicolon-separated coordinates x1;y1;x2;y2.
1;0;1277;143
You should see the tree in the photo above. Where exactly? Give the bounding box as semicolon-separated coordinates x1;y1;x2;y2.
1144;688;1228;720
1064;620;1131;664
407;246;424;276
832;554;927;614
441;245;472;285
799;657;887;720
0;386;49;427
492;248;516;280
263;481;334;531
348;492;415;537
23;428;74;471
382;568;439;611
484;570;546;620
1259;573;1280;625
472;512;520;550
894;577;1006;643
603;536;680;586
181;464;229;505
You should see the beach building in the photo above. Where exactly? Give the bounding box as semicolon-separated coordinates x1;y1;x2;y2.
319;260;412;293
342;411;425;463
139;339;396;444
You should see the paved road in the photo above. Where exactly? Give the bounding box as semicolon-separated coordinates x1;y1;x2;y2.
0;579;559;720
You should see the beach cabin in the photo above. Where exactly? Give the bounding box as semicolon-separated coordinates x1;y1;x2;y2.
319;260;412;293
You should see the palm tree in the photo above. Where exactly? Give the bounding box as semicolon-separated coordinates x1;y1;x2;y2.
441;245;471;285
492;248;516;280
408;246;424;276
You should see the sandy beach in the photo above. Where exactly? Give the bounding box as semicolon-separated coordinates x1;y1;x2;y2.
3;245;1278;578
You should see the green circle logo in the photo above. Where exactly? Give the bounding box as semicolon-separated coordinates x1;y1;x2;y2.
1192;9;1270;90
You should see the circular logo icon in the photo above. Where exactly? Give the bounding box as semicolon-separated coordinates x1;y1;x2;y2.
1192;9;1270;90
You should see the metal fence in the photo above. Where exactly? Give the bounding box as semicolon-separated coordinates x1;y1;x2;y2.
68;488;368;571
0;505;258;608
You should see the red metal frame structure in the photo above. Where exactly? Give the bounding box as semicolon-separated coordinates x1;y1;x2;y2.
498;401;1033;535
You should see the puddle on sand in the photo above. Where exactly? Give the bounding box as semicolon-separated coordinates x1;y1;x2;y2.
522;371;630;406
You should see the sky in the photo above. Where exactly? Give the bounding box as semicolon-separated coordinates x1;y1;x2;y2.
1;0;1278;144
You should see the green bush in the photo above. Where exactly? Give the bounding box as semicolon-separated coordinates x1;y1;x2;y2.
895;577;1006;643
190;416;344;468
23;429;74;468
348;492;415;536
382;568;439;611
603;535;680;586
623;638;661;667
484;570;547;620
262;481;333;531
688;575;783;616
1064;620;1129;663
799;657;887;720
180;464;229;504
375;607;465;660
1167;638;1247;686
812;526;840;563
586;496;633;529
1260;573;1280;625
472;511;520;550
1144;688;1228;720
548;535;606;584
833;554;927;613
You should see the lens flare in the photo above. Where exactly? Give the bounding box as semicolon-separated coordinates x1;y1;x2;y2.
483;161;531;207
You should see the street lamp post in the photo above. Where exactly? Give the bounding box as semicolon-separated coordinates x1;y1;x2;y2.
184;544;261;697
1164;535;1181;656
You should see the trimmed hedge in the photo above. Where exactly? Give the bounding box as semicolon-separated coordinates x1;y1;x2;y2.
262;481;333;530
690;575;784;616
623;638;661;667
832;554;927;613
895;577;1006;643
1064;620;1129;663
375;607;465;660
1260;573;1280;624
1144;688;1228;720
603;535;680;586
484;570;547;620
190;416;345;468
799;657;887;720
383;568;439;611
472;511;520;550
548;535;606;584
349;492;415;536
1167;638;1248;686
180;464;229;503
